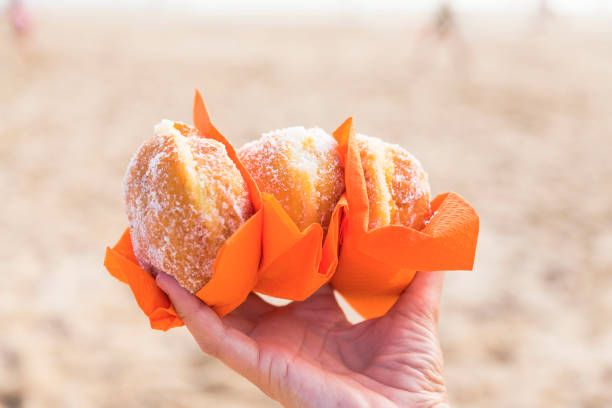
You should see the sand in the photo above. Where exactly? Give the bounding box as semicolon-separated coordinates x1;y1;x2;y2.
1;9;612;408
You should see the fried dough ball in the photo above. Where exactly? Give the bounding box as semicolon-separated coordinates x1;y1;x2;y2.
355;133;431;231
238;127;344;231
124;120;253;293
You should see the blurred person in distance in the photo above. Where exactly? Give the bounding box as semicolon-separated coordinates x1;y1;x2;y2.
8;0;32;37
156;270;449;407
412;1;471;76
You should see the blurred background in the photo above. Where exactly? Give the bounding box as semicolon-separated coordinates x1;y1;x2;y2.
2;0;612;407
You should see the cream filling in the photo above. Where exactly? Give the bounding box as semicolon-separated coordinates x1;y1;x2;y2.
358;134;393;228
154;119;184;139
155;120;210;217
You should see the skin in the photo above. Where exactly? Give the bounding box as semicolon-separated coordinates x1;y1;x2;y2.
156;271;450;408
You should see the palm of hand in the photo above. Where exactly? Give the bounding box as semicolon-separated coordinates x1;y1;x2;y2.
156;272;449;408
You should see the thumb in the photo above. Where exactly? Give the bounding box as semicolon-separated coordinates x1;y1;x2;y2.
155;272;260;381
390;271;445;324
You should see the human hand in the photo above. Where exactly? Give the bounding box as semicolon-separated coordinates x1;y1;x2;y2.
156;271;449;408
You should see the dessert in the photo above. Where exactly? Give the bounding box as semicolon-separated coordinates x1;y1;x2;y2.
354;133;431;230
124;119;253;292
238;127;344;231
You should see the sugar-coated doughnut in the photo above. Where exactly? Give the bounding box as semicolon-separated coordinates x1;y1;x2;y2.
124;120;253;293
355;133;431;231
238;127;344;231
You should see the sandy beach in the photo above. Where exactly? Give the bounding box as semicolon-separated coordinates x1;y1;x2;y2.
1;8;612;407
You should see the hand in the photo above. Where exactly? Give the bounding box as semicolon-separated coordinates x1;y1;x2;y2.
156;271;449;408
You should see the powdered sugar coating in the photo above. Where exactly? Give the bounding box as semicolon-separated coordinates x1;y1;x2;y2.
238;127;344;231
124;120;253;293
355;133;431;230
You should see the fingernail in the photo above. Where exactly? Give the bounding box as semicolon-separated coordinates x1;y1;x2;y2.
155;272;169;292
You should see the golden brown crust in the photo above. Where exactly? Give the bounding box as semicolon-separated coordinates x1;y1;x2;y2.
238;127;344;231
124;120;253;293
355;133;431;231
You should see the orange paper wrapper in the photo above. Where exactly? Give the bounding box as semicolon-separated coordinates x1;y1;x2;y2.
253;119;348;300
330;118;480;319
254;192;346;300
104;90;264;330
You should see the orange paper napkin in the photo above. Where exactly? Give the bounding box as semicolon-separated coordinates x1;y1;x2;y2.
255;192;346;300
330;118;479;319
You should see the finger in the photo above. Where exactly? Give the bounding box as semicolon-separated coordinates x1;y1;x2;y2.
221;314;256;335
155;272;254;334
392;271;445;323
406;270;445;307
307;283;334;298
230;292;276;322
155;272;260;380
300;283;336;306
295;284;348;324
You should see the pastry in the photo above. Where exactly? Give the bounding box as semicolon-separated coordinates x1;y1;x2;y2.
355;133;431;230
238;127;344;231
124;119;253;292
